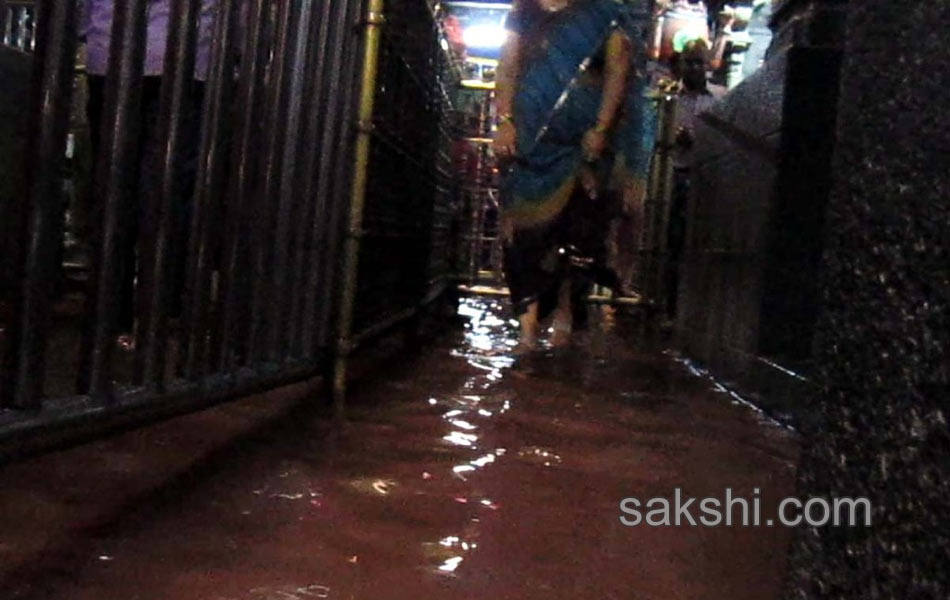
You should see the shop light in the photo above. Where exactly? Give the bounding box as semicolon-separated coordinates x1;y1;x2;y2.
462;23;507;49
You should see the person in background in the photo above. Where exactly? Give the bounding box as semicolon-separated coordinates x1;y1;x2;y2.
609;79;657;299
493;0;652;352
82;0;218;346
664;38;721;321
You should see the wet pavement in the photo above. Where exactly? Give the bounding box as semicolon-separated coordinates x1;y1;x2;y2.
0;297;800;600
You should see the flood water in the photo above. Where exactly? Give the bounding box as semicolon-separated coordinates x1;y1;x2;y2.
0;297;799;599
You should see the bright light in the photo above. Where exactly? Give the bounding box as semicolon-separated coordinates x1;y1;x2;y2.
463;24;507;49
438;556;463;572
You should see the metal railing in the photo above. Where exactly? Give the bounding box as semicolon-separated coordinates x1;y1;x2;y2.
461;184;503;284
339;0;461;357
453;83;503;286
0;0;461;461
634;92;678;311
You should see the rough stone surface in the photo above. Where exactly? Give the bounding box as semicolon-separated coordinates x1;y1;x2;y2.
676;0;846;418
785;1;950;597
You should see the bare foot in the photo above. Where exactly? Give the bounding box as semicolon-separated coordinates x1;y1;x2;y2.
513;302;540;356
549;319;572;348
512;333;537;356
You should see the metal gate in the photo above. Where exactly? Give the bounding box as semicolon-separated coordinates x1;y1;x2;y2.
0;0;461;461
635;91;678;312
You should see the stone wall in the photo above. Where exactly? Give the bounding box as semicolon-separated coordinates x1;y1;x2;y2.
675;0;847;417
785;0;950;597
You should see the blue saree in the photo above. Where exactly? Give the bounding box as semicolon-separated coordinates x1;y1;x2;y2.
500;0;653;317
501;0;652;228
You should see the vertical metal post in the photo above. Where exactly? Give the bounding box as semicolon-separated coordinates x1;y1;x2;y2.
472;188;486;281
652;95;677;312
269;0;315;362
244;0;316;364
332;0;384;415
246;0;292;363
212;0;266;370
300;0;359;361
134;0;201;388
0;0;79;407
179;0;238;379
288;0;333;359
77;0;149;397
641;94;662;292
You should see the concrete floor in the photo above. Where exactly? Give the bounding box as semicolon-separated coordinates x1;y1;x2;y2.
0;297;800;599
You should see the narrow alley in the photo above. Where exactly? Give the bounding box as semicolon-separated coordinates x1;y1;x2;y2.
2;0;946;597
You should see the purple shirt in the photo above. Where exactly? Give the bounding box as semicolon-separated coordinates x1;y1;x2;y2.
82;0;219;80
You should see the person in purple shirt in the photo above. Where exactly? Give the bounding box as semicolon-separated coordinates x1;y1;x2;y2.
82;0;218;80
81;0;220;340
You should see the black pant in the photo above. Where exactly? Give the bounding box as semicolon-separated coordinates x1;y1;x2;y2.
503;186;621;329
86;75;205;330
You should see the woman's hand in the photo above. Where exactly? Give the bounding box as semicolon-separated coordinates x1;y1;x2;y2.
493;121;517;161
581;128;607;162
675;126;694;149
579;166;599;199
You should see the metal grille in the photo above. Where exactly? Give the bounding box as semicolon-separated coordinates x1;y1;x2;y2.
1;0;37;52
455;86;504;285
350;0;459;340
0;0;461;461
633;93;677;309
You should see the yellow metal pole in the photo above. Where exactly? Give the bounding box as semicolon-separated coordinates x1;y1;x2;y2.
333;0;385;417
656;95;677;254
648;94;677;307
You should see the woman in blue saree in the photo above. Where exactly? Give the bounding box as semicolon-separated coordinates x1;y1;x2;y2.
494;0;652;351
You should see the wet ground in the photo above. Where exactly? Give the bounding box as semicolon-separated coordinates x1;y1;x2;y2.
0;297;800;600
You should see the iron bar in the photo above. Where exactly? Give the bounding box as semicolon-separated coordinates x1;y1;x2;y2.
77;0;149;397
245;0;292;363
0;0;78;407
652;96;677;309
212;0;266;370
288;0;334;359
179;0;238;380
0;361;321;464
299;0;357;361
333;0;385;414
265;0;313;363
317;0;363;354
134;0;201;388
0;0;463;461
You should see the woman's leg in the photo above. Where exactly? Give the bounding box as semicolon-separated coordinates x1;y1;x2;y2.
546;186;606;346
517;301;540;351
502;221;558;352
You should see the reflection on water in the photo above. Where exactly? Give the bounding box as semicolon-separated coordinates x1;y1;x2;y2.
0;296;801;600
443;431;478;447
347;477;398;496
